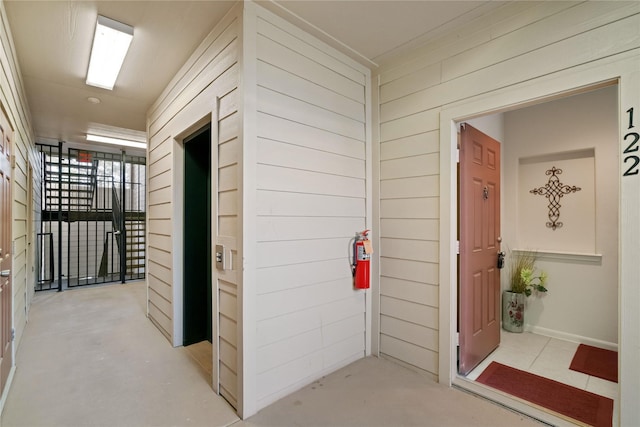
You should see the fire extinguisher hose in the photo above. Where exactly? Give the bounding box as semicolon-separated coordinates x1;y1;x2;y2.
348;236;357;277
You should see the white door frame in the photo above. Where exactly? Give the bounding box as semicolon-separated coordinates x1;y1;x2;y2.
438;53;640;424
171;112;220;395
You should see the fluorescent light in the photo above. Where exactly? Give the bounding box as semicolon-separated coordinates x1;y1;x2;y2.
86;15;133;90
86;134;146;150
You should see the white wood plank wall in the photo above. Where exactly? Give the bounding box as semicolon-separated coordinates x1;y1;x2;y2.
217;88;240;409
376;1;640;378
146;5;240;352
252;8;370;408
0;2;40;354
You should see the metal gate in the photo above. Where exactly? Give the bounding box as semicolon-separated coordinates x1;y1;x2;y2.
36;144;146;291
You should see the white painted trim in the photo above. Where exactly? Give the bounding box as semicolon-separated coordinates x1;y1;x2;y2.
239;0;258;419
526;325;618;351
172;137;184;347
618;65;640;427
364;64;373;357
437;118;457;386
512;248;602;264
211;98;221;395
172;114;214;348
145;123;150;322
439;53;638;423
371;73;381;356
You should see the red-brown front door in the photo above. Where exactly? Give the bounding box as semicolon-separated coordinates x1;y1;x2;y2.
459;123;501;375
0;108;13;392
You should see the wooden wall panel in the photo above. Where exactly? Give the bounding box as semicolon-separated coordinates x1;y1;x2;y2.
257;138;364;179
256;258;350;295
380;315;438;351
256;191;364;218
380;131;439;161
257;294;364;345
257;87;364;141
257;113;364;159
251;5;370;410
380;198;439;219
213;24;240;413
257;164;364;198
257;61;363;121
257;217;364;242
146;9;241;409
0;2;40;358
257;17;365;86
379;334;437;375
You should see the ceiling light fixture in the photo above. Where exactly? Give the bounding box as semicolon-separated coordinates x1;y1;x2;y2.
86;15;133;90
86;134;146;150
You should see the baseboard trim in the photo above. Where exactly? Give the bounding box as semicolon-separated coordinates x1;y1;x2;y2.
526;325;618;351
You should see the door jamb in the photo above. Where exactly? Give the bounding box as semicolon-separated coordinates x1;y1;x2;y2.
173;111;220;392
172;113;217;379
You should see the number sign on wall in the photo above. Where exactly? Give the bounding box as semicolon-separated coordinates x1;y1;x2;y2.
623;107;639;176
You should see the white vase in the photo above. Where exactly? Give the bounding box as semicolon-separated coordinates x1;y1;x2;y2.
502;291;525;333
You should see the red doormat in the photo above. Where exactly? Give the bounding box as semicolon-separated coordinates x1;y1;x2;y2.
476;362;613;427
570;344;618;383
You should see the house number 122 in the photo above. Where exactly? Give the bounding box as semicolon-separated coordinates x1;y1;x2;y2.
623;107;639;176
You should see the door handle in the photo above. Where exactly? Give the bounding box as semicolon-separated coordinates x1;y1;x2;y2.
497;252;505;269
1;270;10;277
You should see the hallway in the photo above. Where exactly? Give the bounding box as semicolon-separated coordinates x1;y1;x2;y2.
1;282;238;427
1;282;540;427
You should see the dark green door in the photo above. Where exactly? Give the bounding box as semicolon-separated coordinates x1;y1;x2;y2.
183;125;212;346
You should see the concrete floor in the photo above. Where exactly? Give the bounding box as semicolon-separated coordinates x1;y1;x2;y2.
1;281;540;427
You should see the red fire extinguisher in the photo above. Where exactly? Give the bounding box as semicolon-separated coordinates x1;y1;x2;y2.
351;230;372;289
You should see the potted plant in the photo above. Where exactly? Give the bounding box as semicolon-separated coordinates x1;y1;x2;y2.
503;250;548;333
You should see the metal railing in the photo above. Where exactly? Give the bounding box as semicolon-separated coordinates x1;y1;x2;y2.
36;145;146;291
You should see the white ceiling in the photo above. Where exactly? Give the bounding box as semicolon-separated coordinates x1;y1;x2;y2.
3;0;506;152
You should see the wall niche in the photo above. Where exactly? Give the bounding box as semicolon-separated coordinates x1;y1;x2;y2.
517;148;596;254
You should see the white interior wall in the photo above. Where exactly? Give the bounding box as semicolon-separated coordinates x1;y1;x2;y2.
375;1;639;423
466;115;504;143
503;86;618;345
245;3;371;413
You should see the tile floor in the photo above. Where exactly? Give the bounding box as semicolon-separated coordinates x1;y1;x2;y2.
465;330;619;425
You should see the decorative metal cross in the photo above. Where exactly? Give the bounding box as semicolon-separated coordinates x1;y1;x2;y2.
529;166;581;230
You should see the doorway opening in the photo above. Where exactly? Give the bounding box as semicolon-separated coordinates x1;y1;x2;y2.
455;84;619;423
183;124;212;347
